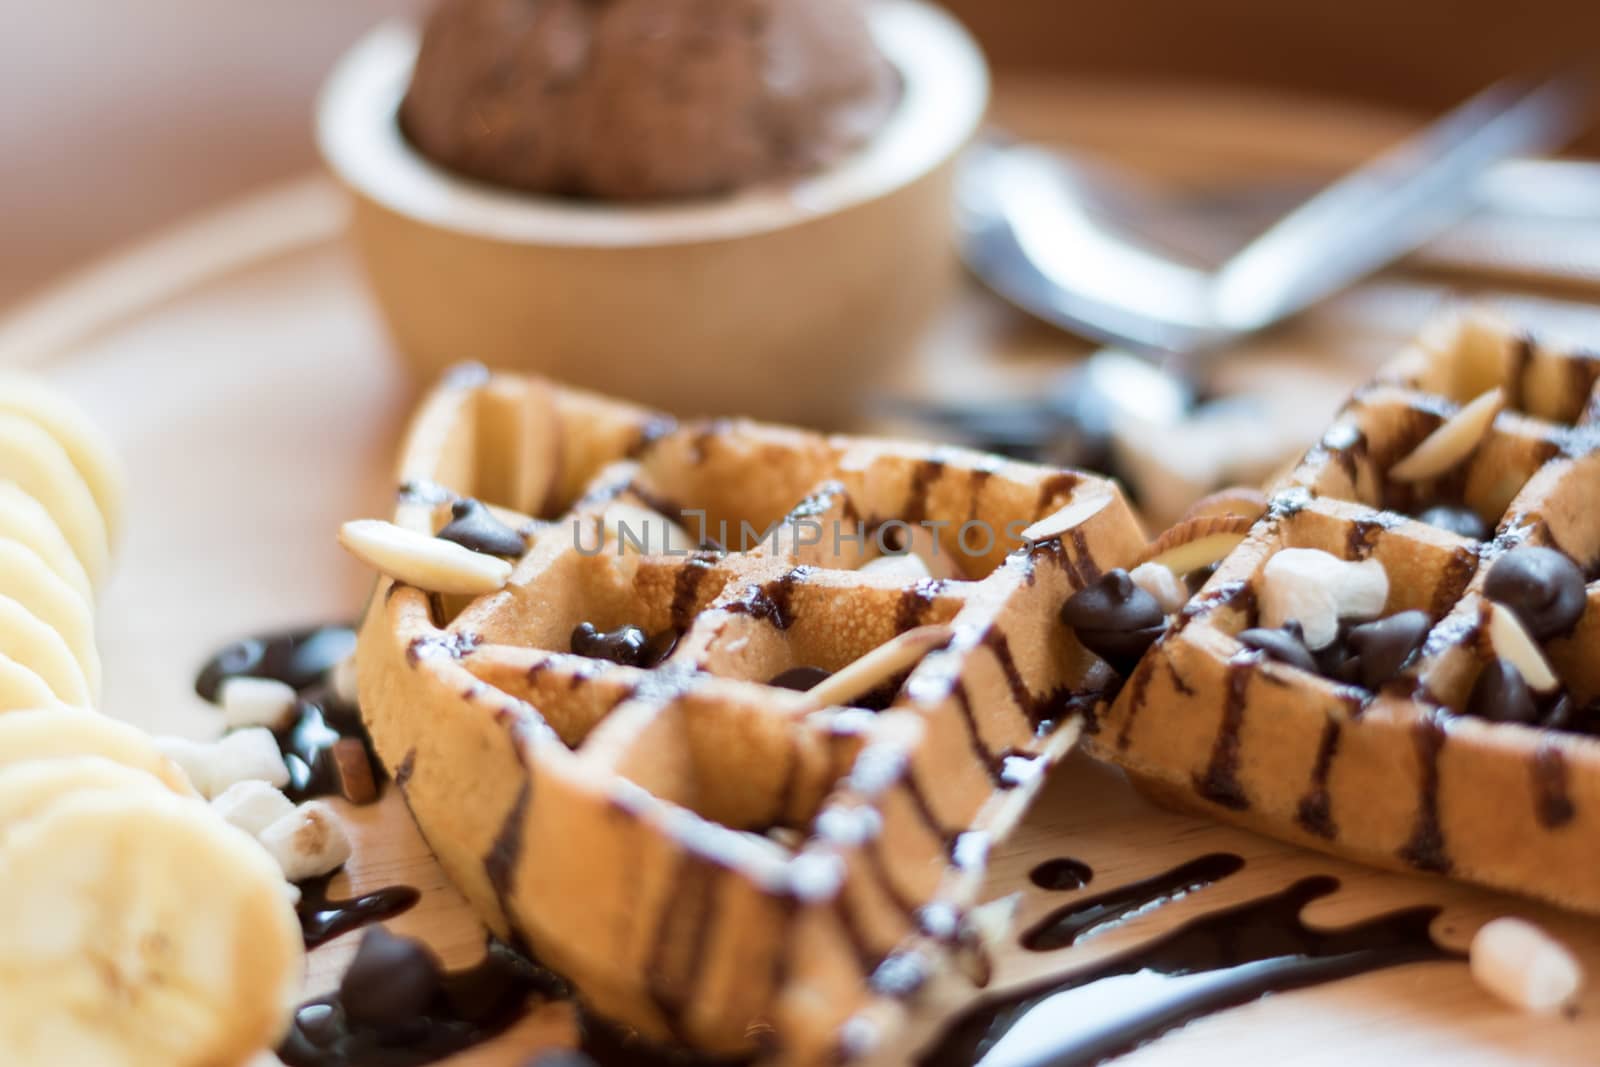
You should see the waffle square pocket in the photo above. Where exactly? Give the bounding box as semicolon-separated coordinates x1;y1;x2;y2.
347;370;1146;1061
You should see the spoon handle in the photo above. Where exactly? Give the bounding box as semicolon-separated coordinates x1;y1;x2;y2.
1209;67;1594;336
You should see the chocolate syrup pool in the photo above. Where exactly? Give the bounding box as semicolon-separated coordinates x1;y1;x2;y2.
920;872;1459;1067
297;874;421;949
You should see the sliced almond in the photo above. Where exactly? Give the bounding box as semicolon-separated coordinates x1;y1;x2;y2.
1135;515;1255;576
1182;487;1269;525
338;519;512;595
1487;602;1559;693
1389;387;1504;482
797;625;954;712
1020;487;1112;544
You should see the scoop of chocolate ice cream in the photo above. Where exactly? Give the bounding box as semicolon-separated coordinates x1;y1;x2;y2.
401;0;899;201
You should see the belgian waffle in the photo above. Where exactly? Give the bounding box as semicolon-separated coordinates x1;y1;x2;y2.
349;368;1146;1061
1090;309;1600;913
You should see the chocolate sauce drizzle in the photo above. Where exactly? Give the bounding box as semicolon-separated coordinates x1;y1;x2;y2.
1295;718;1343;840
196;624;379;802
278;939;569;1067
896;578;946;634
725;567;809;630
196;624;357;702
1398;715;1452;874
921;875;1458;1067
1194;656;1255;811
298;875;421;949
1532;738;1576;829
199;626;423;949
1028;857;1094;891
1021;853;1243;952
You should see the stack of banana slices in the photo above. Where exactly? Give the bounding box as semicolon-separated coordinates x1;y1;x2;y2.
0;376;302;1067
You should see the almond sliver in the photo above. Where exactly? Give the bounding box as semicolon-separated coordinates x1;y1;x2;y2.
799;625;954;711
1136;514;1255;576
339;519;512;596
1021;488;1112;544
1488;602;1559;693
1389;387;1504;482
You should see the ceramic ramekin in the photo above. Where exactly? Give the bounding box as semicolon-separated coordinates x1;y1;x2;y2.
316;1;988;426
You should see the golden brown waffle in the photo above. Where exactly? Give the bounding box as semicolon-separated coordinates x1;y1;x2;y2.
352;368;1146;1061
1090;309;1600;912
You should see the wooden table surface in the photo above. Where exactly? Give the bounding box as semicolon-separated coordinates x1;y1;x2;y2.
15;75;1600;1066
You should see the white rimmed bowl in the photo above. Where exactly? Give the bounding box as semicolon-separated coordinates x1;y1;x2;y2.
316;1;988;425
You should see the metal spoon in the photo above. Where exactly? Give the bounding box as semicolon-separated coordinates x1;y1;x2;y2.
903;68;1594;470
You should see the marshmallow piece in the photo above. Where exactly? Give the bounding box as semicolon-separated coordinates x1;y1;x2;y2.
258;800;352;882
159;728;290;799
860;553;932;581
209;728;291;798
1337;558;1389;621
219;676;298;732
153;736;217;797
1471;917;1583;1013
211;780;296;837
1261;549;1389;650
1130;562;1188;615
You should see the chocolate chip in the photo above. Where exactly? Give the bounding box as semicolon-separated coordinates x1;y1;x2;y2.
1484;546;1587;642
1238;624;1318;673
338;926;442;1029
640;628;679;667
1542;692;1575;730
1465;659;1540;724
293;1002;341;1047
1333;654;1366;686
770;666;832;691
569;622;678;668
570;622;649;666
1416;505;1489;541
437;498;528;558
1312;627;1350;678
1060;569;1166;674
1346;610;1432;691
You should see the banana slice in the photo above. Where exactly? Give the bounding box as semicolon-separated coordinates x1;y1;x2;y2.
0;413;110;586
0;538;98;697
0;481;94;600
0;755;170;831
0;652;65;714
0;374;125;543
0;708;194;795
0;780;302;1067
0;593;90;707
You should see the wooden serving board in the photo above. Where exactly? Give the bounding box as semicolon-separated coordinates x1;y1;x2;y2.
12;79;1600;1066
